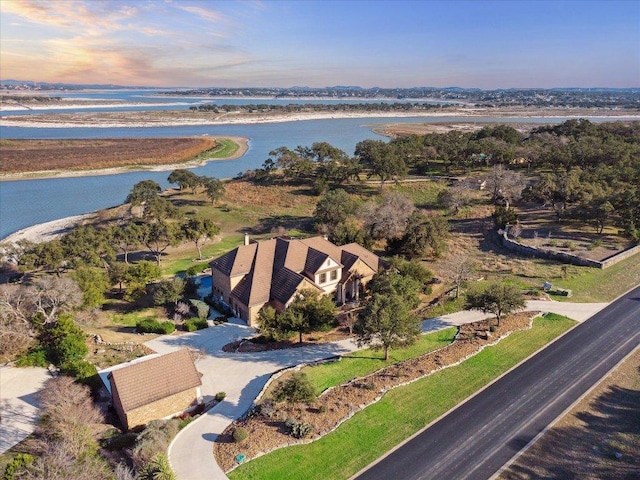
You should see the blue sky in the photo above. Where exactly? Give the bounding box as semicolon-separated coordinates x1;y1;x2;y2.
1;0;638;88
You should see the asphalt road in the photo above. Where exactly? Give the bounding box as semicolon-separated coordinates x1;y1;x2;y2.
354;285;640;480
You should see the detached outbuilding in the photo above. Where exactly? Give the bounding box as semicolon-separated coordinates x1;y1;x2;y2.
107;349;202;431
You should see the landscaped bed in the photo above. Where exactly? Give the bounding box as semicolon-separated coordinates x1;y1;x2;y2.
217;311;550;473
223;312;575;480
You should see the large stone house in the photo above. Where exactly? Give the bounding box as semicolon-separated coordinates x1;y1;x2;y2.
209;236;382;326
105;349;202;431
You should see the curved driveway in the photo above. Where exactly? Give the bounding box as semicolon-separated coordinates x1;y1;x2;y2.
149;300;608;480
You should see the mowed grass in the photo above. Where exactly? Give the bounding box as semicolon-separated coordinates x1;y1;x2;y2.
161;234;243;275
303;328;457;395
108;308;158;327
550;251;640;302
229;314;575;480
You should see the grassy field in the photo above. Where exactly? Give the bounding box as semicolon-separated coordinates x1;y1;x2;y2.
0;137;220;174
229;314;575;480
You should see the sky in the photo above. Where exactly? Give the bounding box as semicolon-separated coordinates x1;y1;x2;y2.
1;0;639;89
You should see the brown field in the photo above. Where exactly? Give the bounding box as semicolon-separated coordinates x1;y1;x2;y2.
0;137;217;174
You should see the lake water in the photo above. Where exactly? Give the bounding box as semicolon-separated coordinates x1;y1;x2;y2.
1;91;636;239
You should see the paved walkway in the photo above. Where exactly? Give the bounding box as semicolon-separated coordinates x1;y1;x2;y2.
0;366;50;454
153;300;608;480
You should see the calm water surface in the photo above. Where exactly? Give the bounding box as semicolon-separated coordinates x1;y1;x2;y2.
1;106;635;238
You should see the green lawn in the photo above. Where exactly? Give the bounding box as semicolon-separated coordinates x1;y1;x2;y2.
108;308;158;327
161;234;243;276
229;314;575;480
302;328;457;395
551;252;640;302
203;137;240;159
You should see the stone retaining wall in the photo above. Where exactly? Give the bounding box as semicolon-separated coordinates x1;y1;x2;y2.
500;231;640;269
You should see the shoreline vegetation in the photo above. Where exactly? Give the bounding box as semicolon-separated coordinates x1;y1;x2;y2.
0;136;248;181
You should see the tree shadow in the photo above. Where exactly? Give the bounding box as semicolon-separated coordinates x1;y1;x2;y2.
251;215;315;235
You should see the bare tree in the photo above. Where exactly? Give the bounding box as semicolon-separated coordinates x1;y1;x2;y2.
437;181;473;215
485;164;525;207
30;276;83;324
0;284;37;359
360;192;415;242
444;255;476;298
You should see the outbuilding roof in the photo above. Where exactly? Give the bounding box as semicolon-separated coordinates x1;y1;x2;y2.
108;349;201;412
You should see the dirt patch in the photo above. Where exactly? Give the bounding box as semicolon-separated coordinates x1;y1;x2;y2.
222;328;352;353
500;348;640;479
0;137;221;174
214;312;537;472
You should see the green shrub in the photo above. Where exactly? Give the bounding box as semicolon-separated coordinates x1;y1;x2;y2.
178;416;194;430
490;325;498;333
215;392;227;402
318;404;327;413
104;432;138;450
60;359;98;385
284;417;297;430
131;419;180;470
233;427;248;443
3;453;35;480
186;263;209;276
15;346;48;367
273;372;317;404
290;422;314;439
183;317;208;332
136;319;175;334
189;299;210;319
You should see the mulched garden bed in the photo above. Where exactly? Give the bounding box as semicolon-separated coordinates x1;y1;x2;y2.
214;311;538;471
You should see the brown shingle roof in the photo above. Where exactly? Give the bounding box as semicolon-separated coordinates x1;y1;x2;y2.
108;349;201;412
213;236;381;312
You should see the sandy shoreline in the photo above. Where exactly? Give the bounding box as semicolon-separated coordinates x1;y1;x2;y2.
1;213;98;244
0;136;249;182
0;101;191;112
3;108;638;129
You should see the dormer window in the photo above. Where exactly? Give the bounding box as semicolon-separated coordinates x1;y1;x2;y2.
319;272;327;283
330;270;338;281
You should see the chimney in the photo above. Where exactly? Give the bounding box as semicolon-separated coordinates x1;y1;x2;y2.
244;233;250;246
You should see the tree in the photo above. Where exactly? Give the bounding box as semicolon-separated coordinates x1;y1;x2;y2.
61;225;114;268
314;189;359;230
142;196;179;223
125;260;161;301
180;216;220;260
259;290;336;343
30;276;82;325
201;177;225;204
42;314;88;369
108;261;130;293
436;181;472;215
0;284;37;360
465;283;525;326
485;164;525;207
361;192;415;242
139;221;182;265
387;256;434;293
110;221;142;263
492;206;519;230
126;180;161;205
355;139;407;188
72;266;110;308
272;372;316;404
396;211;449;258
355;290;420;360
150;278;185;306
443;255;475;298
168;169;200;192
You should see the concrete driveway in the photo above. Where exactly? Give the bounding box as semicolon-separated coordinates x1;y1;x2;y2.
0;366;50;454
150;300;608;480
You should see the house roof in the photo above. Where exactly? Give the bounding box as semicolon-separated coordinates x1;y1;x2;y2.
108;349;201;413
210;236;380;311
